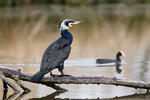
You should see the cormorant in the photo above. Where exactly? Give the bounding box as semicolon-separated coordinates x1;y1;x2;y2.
29;19;82;83
96;51;125;64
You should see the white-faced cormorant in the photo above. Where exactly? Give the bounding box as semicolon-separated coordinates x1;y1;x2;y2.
29;19;82;83
96;51;125;64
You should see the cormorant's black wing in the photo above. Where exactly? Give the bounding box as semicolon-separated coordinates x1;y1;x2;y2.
40;37;71;73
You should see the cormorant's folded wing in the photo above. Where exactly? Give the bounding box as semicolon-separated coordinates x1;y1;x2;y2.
40;38;71;72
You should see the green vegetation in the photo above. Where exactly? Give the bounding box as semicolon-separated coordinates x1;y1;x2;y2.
0;0;150;8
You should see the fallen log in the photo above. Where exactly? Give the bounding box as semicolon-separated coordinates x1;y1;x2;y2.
0;66;150;92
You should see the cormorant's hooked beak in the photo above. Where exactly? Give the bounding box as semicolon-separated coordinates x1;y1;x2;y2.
69;21;83;27
72;21;83;25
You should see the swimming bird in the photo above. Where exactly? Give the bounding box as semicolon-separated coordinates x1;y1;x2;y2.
29;19;82;83
96;51;125;64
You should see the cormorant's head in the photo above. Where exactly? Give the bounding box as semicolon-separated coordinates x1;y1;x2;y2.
59;19;82;31
116;51;125;58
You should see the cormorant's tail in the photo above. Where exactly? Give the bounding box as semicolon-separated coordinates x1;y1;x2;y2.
29;71;44;83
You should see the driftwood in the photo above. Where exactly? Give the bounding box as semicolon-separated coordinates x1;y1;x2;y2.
0;66;150;93
0;71;20;92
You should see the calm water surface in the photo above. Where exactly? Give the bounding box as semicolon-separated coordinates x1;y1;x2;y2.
0;4;150;100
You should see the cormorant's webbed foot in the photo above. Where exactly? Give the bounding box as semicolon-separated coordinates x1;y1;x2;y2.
50;72;60;77
59;74;71;77
59;70;71;77
50;71;71;77
51;74;71;77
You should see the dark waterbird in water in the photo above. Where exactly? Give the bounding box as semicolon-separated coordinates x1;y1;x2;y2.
29;19;82;83
96;51;125;64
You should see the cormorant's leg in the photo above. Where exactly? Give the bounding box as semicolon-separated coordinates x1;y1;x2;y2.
50;63;71;77
58;63;64;76
49;63;65;77
58;63;71;77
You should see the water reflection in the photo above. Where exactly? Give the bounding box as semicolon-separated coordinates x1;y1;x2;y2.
29;91;66;100
116;63;122;74
26;91;150;100
2;90;8;100
2;90;29;100
2;89;150;100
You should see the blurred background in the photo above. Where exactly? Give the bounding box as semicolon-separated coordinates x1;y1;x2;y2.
0;0;150;100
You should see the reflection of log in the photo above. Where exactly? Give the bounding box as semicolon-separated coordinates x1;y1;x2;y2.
2;89;29;100
30;91;66;100
30;92;150;100
0;66;150;92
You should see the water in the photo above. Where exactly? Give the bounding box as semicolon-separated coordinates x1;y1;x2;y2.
0;4;150;100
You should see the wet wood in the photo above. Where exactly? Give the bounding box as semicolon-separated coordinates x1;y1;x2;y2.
0;66;150;91
0;71;20;93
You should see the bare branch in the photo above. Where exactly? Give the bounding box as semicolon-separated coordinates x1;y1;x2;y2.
0;66;150;91
0;71;20;93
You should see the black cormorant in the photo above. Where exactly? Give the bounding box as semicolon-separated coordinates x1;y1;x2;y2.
29;19;82;83
96;51;125;64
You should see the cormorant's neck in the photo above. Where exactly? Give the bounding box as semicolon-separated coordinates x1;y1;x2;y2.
60;30;73;45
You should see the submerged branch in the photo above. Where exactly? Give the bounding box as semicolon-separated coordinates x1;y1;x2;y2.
0;66;150;91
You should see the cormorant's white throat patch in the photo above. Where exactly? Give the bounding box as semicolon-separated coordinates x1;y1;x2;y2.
60;19;72;31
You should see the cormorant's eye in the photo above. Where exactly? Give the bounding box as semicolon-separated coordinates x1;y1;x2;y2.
65;21;74;27
68;22;73;27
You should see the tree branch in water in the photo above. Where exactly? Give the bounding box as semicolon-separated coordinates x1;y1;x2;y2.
0;66;150;92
